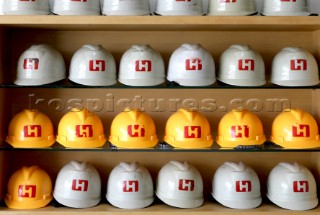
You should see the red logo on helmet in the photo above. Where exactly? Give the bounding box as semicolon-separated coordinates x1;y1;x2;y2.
290;59;307;71
236;181;252;192
123;180;139;192
186;59;203;71
280;0;297;2
220;0;237;2
23;58;39;70
178;179;195;191
18;185;36;198
89;60;106;72
293;181;309;192
238;59;255;71
184;126;201;138
127;125;145;137
135;60;152;72
231;125;249;138
72;180;88;192
292;124;310;137
75;125;93;138
23;125;42;138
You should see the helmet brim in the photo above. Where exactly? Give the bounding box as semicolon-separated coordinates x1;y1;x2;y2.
216;136;266;148
217;77;266;87
6;137;55;148
106;195;154;209
5;196;52;209
267;194;318;211
166;78;216;87
156;191;204;209
54;194;100;209
271;79;320;87
69;78;117;86
212;193;262;209
261;11;311;16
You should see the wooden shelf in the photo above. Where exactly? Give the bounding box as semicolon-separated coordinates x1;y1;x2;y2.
0;16;318;31
0;202;320;215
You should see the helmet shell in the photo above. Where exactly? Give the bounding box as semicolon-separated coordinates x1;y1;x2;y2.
267;162;318;210
106;162;154;209
69;44;116;86
156;161;204;208
167;44;216;86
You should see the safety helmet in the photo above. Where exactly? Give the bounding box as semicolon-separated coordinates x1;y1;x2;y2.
218;44;266;87
271;47;319;87
69;44;116;86
156;161;203;208
5;166;53;209
267;162;318;211
261;0;311;16
53;161;101;209
212;162;261;209
208;0;257;16
216;109;266;148
106;162;153;209
52;0;100;15
270;108;320;149
119;45;165;86
109;109;158;149
6;109;55;148
102;0;150;16
164;109;212;149
15;44;66;86
155;0;203;16
0;0;3;15
3;0;50;15
56;108;106;148
167;44;216;86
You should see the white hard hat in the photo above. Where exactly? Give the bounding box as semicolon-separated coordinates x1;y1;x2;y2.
212;162;262;209
156;161;204;209
106;162;154;209
3;0;50;15
52;0;100;15
155;0;203;16
53;161;101;209
208;0;257;16
118;45;165;86
218;44;266;87
69;44;116;86
15;44;66;86
261;0;311;16
102;0;150;16
167;44;216;86
271;47;319;87
0;0;3;15
267;162;318;211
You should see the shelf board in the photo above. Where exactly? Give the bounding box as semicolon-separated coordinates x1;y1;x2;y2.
1;142;320;152
0;16;319;31
0;202;319;215
2;82;320;89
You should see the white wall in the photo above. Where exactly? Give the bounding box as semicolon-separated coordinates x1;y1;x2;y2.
149;0;320;14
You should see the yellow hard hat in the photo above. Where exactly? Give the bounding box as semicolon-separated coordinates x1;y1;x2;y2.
5;166;53;209
56;108;106;148
6;109;55;148
163;109;213;149
270;108;320;149
109;109;158;148
216;109;266;148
